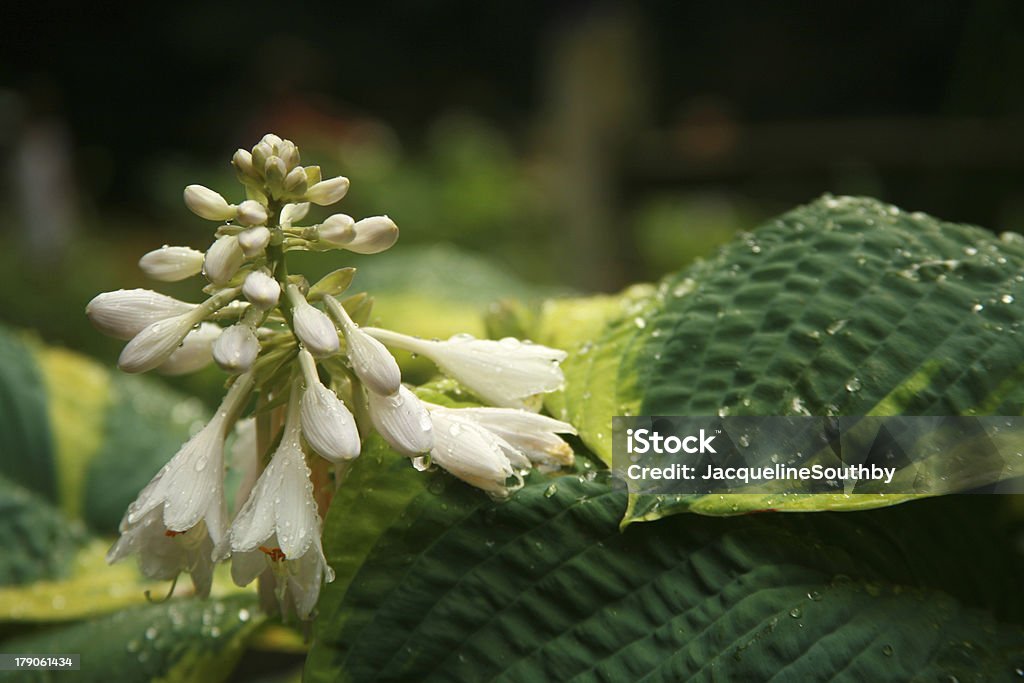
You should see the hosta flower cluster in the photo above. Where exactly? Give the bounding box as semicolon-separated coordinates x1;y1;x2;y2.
89;135;576;618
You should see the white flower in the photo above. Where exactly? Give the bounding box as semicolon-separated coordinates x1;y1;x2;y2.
118;307;208;373
288;285;340;357
157;322;222;376
108;374;252;592
236;200;268;227
242;270;280;309
298;349;361;462
86;289;196;340
138;246;205;282
204;236;245;285
306;176;350;206
345;216;399;254
280;202;310;228
317;214;355;245
213;324;260;373
323;296;401;396
365;330;566;410
237;226;271;257
367;385;433;457
433;405;575;472
423;408;515;495
106;508;216;597
184;184;237;221
225;396;334;619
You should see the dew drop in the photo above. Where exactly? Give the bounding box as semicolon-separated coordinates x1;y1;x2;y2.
882;644;894;657
845;378;861;393
238;608;250;622
789;607;802;618
807;590;822;601
1002;294;1014;304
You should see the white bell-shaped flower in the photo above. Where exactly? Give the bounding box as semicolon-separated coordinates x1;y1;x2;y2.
367;385;433;457
431;405;575;472
423;407;515;496
323;296;401;396
225;395;334;619
204;236;245;285
108;374;252;593
213;324;260;373
157;322;222;376
365;330;566;410
184;184;237;221
298;349;360;462
138;246;205;282
87;289;197;340
288;285;339;357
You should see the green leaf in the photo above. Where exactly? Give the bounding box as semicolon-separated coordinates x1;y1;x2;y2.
306;473;1024;681
541;196;1024;517
0;328;57;502
0;473;86;586
0;594;263;683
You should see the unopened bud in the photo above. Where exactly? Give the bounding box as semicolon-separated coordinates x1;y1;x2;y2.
232;149;255;177
265;155;287;183
138;246;204;282
306;176;350;206
86;289;196;340
158;322;221;375
345;216;399;254
251;141;273;174
280;202;310;227
284;166;307;194
242;270;280;308
204;236;245;285
118;309;204;374
237;226;271;258
184;185;237;221
213;324;260;373
277;140;300;170
288;284;339;357
317;214;355;245
236;200;268;227
261;133;283;148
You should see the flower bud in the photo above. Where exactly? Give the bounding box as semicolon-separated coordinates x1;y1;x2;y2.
265;155;287;183
284;166;307;194
138;246;205;282
280;202;310;227
237;226;271;257
345;216;399;254
323;296;401;396
204;236;245;285
118;309;204;374
242;271;280;309
157;322;222;375
261;133;283;148
184;185;237;221
298;351;360;462
213;324;260;373
232;149;255;177
306;176;350;206
87;289;197;340
367;385;433;457
236;200;268;227
277;140;300;170
251;141;273;174
289;285;339;357
317;214;355;245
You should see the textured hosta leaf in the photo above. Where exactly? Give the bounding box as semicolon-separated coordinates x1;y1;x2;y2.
537;196;1024;519
0;474;87;586
306;468;1024;682
0;594;263;683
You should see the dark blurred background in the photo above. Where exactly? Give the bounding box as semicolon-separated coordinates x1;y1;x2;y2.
2;0;1024;369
